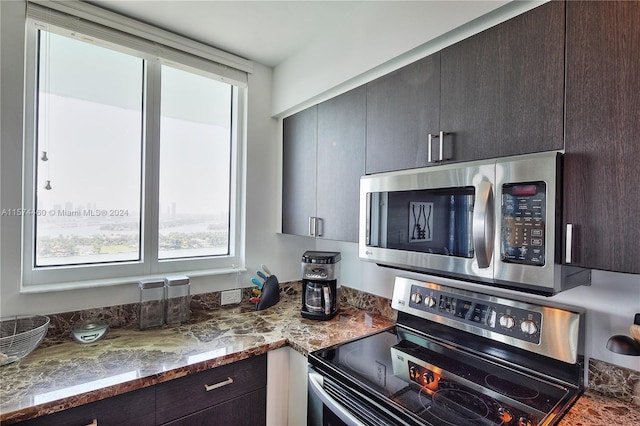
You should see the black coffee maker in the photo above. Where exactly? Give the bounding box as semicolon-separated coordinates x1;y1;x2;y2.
301;251;341;320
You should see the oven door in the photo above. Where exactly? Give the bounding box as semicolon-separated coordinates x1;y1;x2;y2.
308;367;411;426
308;369;365;426
359;160;495;283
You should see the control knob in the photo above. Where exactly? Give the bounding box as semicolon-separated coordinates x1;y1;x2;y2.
410;293;423;304
518;417;534;426
409;366;419;380
423;371;435;384
499;315;516;329
520;320;539;336
498;407;513;423
424;295;436;308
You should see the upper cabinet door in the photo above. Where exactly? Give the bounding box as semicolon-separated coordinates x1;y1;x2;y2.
564;1;640;273
440;1;565;161
316;86;366;242
365;54;441;174
282;105;317;237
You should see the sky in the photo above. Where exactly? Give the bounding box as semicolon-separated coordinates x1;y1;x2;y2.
36;30;233;218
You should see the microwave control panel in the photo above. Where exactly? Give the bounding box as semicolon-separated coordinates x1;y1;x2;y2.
501;182;546;266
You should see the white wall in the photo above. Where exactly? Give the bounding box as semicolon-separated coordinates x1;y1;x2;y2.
271;0;546;117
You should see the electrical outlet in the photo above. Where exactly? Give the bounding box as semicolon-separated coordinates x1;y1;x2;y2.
375;361;386;387
221;289;242;305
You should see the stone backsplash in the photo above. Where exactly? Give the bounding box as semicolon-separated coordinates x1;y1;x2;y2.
589;358;640;405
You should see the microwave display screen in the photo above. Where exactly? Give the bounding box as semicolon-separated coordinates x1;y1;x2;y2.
501;182;546;266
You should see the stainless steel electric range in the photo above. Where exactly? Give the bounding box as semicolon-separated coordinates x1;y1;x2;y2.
308;276;585;426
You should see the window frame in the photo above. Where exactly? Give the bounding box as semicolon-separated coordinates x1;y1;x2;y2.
21;13;247;289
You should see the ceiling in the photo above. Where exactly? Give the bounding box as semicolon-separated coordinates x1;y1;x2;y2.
86;0;501;67
89;1;368;68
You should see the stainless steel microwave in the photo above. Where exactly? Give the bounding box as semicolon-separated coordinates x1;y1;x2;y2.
359;151;590;295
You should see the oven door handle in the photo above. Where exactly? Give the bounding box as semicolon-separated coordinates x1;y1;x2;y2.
308;372;367;426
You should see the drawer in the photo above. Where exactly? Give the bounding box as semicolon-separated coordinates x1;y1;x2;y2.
155;354;267;424
162;388;266;426
16;386;155;426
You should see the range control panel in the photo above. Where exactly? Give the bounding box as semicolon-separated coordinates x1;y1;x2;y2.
392;276;583;364
407;284;542;345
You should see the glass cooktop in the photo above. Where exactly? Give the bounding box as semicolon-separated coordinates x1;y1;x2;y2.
310;326;572;426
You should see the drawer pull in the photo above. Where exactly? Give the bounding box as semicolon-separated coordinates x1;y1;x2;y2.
204;377;234;392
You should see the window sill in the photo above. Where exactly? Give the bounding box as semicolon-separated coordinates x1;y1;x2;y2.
19;267;247;294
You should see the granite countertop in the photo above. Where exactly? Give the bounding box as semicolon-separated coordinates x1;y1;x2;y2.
560;390;640;425
1;283;638;425
0;283;394;424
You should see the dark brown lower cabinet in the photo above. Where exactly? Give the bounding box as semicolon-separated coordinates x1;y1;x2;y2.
16;387;156;426
16;355;267;426
155;355;267;425
162;388;266;426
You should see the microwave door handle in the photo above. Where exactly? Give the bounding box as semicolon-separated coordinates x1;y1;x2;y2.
308;372;367;426
473;180;494;269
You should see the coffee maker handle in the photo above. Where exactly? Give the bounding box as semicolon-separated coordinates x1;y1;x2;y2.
323;285;331;315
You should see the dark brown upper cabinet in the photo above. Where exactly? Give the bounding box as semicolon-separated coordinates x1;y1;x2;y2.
282;87;366;242
564;0;640;274
316;86;366;242
365;1;565;174
441;0;565;162
282;105;317;238
365;54;441;174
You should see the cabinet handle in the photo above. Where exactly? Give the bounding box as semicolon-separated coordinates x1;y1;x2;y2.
204;377;234;392
316;217;323;237
309;217;316;237
439;130;447;161
428;133;435;163
565;223;573;264
428;132;449;163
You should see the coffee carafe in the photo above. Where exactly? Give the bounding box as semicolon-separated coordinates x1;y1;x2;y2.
301;251;341;320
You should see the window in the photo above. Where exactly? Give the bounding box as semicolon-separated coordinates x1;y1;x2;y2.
35;31;144;267
22;4;247;288
158;65;232;260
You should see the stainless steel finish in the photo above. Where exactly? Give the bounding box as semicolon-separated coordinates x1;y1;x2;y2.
308;217;324;237
473;180;494;268
323;286;331;315
427;131;448;162
360;151;591;294
360;158;495;282
565;223;573;264
204;377;234;391
308;371;368;426
391;276;584;364
309;216;315;237
493;152;562;291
